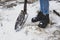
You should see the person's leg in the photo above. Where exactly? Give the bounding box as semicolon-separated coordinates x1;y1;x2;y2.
40;0;49;15
38;0;49;28
31;0;49;28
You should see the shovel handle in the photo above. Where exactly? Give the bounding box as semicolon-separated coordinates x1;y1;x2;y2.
24;0;27;13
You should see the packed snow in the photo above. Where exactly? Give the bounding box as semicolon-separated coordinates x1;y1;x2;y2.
0;1;60;40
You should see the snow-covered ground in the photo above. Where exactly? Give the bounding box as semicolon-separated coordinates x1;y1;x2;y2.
0;1;60;40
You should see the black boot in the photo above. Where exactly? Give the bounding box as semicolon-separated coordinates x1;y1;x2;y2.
38;14;49;28
31;11;45;22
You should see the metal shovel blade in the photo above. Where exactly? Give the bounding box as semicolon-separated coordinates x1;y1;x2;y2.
15;10;28;32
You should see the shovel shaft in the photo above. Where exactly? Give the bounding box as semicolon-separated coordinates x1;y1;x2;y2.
24;0;27;13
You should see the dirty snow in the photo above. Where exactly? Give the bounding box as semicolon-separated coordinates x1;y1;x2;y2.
0;1;60;40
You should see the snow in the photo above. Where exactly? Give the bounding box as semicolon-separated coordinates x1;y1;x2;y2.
0;1;60;40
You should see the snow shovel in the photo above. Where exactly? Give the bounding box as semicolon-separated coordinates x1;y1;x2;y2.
15;0;28;32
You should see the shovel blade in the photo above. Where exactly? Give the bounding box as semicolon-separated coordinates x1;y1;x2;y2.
15;10;28;32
